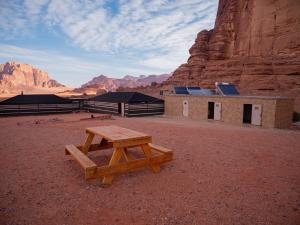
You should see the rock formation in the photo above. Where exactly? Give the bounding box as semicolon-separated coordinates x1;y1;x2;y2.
165;0;300;110
0;61;65;94
81;73;171;91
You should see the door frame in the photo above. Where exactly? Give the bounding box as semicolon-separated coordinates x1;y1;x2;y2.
251;104;262;126
214;102;221;120
182;100;188;117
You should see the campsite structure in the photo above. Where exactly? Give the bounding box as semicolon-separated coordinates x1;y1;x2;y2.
164;83;294;129
165;94;293;129
0;92;164;117
0;90;294;129
84;92;164;117
0;94;79;116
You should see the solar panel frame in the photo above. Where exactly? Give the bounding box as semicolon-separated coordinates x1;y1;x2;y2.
217;84;240;96
188;89;216;96
174;87;189;95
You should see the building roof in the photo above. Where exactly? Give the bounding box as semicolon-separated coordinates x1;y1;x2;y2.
0;94;72;105
91;92;164;103
166;94;293;100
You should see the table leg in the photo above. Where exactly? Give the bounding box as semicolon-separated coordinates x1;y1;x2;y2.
123;148;134;162
102;147;123;185
82;132;95;155
141;144;161;173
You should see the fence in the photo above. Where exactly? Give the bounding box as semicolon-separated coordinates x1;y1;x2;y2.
84;101;164;117
84;101;120;114
0;102;80;116
0;99;164;117
127;103;164;117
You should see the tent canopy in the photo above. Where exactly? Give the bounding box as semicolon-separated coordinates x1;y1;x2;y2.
0;94;72;105
91;92;164;103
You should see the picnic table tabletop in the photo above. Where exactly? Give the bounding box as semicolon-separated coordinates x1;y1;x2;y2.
86;125;151;142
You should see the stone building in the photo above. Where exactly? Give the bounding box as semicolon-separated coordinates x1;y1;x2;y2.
164;95;294;129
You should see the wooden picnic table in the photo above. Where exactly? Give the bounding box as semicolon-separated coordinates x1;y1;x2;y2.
65;125;173;185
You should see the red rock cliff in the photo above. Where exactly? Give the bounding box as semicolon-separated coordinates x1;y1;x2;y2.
165;0;300;109
0;61;64;94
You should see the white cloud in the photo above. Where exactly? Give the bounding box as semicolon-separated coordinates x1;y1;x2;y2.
0;1;28;38
139;56;182;70
0;0;218;74
24;0;50;17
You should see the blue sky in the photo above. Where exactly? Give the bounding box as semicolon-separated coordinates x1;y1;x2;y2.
0;0;218;87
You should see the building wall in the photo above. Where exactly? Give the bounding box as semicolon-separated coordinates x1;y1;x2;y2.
274;99;294;129
164;95;293;129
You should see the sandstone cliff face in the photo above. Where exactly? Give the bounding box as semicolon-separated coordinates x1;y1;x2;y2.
165;0;300;109
0;61;64;94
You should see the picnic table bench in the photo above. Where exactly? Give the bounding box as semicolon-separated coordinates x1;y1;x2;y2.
65;125;173;185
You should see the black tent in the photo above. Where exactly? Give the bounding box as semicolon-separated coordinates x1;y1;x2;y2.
85;92;164;117
0;94;72;105
0;94;78;116
91;92;163;103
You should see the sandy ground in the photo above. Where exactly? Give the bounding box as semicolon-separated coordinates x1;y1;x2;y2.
0;86;72;97
0;113;299;225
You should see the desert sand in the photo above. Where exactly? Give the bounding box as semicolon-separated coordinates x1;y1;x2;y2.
0;113;299;225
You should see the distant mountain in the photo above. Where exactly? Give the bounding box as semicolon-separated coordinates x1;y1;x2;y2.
0;61;171;96
0;61;66;94
81;73;171;91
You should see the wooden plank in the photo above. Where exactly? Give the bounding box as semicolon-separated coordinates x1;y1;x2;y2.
86;125;152;148
65;145;97;171
73;142;113;154
113;137;151;148
141;144;161;173
86;154;172;179
86;126;151;142
67;139;113;155
82;133;95;154
102;147;124;185
149;143;173;154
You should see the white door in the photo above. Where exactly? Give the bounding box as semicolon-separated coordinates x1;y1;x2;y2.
121;103;125;117
182;100;188;117
251;104;262;125
214;102;221;120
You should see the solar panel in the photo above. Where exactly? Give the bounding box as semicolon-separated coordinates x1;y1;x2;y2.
217;84;240;96
174;87;189;95
188;89;216;96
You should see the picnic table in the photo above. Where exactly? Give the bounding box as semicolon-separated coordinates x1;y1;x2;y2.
65;125;173;185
